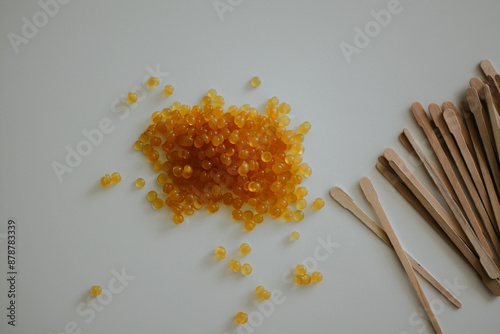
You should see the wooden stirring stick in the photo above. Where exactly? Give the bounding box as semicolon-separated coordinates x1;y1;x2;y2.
428;105;498;255
330;186;462;308
404;129;500;279
484;85;500;162
412;103;494;256
384;148;500;295
466;88;500;192
359;177;442;334
480;59;498;78
487;75;500;112
444;109;500;236
442;101;475;160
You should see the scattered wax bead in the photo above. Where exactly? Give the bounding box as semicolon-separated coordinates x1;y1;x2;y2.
295;186;308;198
295;275;304;285
135;178;145;188
250;76;261;87
153;160;163;171
296;199;307;210
293;210;304;222
290;231;300;240
164;85;174;95
147;191;157;202
261;152;272;162
157;173;168;185
153;198;164;209
255;286;265;294
244;219;256;231
311;272;323;282
201;96;211;106
173;214;184;224
214;95;225;107
240;243;252;255
133;141;143;151
127;92;137;103
90;285;102;296
297;121;311;134
282;208;293;222
232;210;243;220
235;312;248;325
100;176;110;187
313;198;325;210
242;211;253;221
139;133;149;143
258;290;271;300
241;263;252;275
296;264;307;275
207;89;217;98
215;246;226;259
254;214;263;224
230;259;241;272
147;76;160;88
207;202;219;213
301;274;312;284
278;102;291;114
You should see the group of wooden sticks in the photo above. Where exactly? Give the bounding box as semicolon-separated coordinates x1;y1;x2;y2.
330;60;500;333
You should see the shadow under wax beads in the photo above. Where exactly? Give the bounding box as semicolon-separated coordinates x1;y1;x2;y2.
235;312;248;324
290;231;300;240
90;285;102;296
134;92;316;226
215;246;226;259
241;263;252;275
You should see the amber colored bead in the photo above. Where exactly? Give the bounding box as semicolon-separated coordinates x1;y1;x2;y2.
296;264;307;275
230;259;241;272
164;85;174;95
244;219;256;231
296;199;307;210
313;198;325;210
250;76;261;87
311;271;323;282
290;231;300;240
147;76;160;88
90;285;102;296
241;263;252;275
258;290;271;300
240;243;251;255
135;178;145;188
212;247;225;260
147;191;157;201
235;312;248;324
232;210;243;220
153;198;164;209
293;210;304;222
255;285;265;294
173;214;184;224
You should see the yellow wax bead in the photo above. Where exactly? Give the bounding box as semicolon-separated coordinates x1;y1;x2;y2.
139;133;149;143
313;198;325;210
207;88;217;98
301;274;312;284
133;140;143;151
173;214;184;224
255;285;265;294
241;104;250;111
241;263;252;275
258;290;271;300
172;101;181;110
214;95;225;107
250;76;261;87
135;178;145;188
279;115;290;126
248;181;261;192
293;210;304;222
244;219;256;231
296;199;307;210
296;186;308;198
254;214;263;224
147;191;157;201
295;275;304;285
235;312;248;325
164;84;174;95
296;264;307;275
111;172;121;183
238;162;249;175
157;173;168;185
240;243;252;255
201;96;211;106
90;285;102;296
153;198;164;209
261;152;272;162
147;76;160;88
230;259;241;272
290;231;300;240
232;210;243;220
282;208;293;222
207;202;219;213
278;102;291;114
311;271;323;282
298;121;311;134
100;176;109;187
127;92;137;103
215;246;226;259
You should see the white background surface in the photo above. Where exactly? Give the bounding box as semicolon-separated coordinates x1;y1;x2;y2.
1;0;500;333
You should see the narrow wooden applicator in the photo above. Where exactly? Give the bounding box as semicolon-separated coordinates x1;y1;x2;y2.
330;186;461;308
359;177;442;334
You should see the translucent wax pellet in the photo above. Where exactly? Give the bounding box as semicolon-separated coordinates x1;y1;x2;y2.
240;243;252;255
147;191;157;202
311;271;323;282
164;85;174;95
250;76;261;87
230;259;241;272
235;312;248;324
147;77;160;88
296;264;307;275
90;285;102;296
215;246;226;260
290;231;300;240
135;178;145;188
127;92;138;103
241;263;252;275
313;198;325;210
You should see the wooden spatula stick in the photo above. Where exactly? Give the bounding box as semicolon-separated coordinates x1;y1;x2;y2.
404;129;499;279
484;85;500;163
330;186;462;308
359;177;442;334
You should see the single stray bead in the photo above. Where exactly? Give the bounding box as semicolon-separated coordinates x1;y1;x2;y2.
290;231;300;241
111;172;122;183
311;271;323;283
235;312;248;324
250;76;261;87
255;285;265;294
240;243;252;255
147;191;157;202
215;246;226;259
313;198;325;210
127;92;138;103
230;259;241;272
241;263;252;275
147;76;160;88
173;215;184;224
258;290;271;300
164;84;174;95
90;285;102;296
135;178;145;188
296;264;307;275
